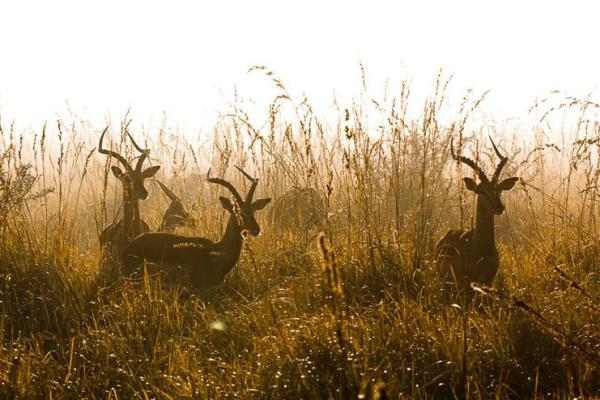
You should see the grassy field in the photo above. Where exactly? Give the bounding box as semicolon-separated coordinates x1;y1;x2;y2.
0;71;598;399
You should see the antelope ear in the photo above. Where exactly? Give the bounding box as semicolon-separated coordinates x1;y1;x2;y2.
219;196;234;212
498;176;518;191
463;177;478;192
252;198;271;211
111;166;125;180
142;165;160;178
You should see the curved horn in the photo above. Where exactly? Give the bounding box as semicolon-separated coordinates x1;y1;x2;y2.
235;165;255;181
155;180;179;202
98;126;132;171
235;165;259;202
450;139;489;183
134;151;151;172
489;136;508;183
125;132;151;172
207;168;244;205
126;130;146;154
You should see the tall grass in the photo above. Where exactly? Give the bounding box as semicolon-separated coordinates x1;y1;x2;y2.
0;71;598;399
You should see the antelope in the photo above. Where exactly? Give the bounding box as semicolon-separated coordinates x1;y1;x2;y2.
155;179;196;232
121;167;271;290
268;187;324;231
98;127;160;259
436;137;518;292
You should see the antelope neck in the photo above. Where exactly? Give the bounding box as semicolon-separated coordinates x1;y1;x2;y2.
122;185;142;241
215;214;244;274
472;195;496;255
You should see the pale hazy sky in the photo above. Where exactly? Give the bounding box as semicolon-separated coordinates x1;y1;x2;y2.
0;0;598;133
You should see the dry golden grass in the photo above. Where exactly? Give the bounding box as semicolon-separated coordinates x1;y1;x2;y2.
0;72;598;399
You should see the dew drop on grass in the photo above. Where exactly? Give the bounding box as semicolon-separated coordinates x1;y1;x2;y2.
211;320;226;332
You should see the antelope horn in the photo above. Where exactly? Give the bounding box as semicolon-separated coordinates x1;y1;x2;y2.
98;126;133;172
155;180;179;202
235;165;258;202
120;123;151;172
207;168;244;205
126;130;146;153
450;139;489;183
489;136;508;183
134;151;151;172
125;131;151;172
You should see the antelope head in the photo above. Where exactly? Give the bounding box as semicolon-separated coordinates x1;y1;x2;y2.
98;127;160;201
451;136;518;214
207;166;271;236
